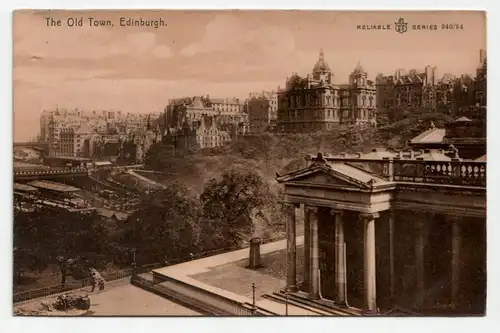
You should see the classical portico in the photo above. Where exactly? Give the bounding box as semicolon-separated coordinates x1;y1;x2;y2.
276;150;486;314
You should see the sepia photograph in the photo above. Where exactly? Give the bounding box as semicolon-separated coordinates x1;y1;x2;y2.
12;9;486;317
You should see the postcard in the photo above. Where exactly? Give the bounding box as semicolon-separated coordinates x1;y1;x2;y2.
13;10;486;317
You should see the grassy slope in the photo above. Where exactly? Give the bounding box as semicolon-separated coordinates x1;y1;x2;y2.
146;112;453;193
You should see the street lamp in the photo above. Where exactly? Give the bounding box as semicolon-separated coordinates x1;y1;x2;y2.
285;289;289;316
131;248;137;276
251;283;257;316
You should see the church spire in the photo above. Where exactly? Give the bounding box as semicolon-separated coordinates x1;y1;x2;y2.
319;48;324;61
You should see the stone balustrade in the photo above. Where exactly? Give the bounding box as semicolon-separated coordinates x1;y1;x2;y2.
392;160;486;187
306;152;486;188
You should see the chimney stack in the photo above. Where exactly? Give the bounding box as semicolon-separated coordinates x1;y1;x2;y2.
480;49;486;64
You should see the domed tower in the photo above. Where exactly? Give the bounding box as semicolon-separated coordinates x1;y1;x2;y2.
349;61;375;126
349;61;368;88
312;49;332;83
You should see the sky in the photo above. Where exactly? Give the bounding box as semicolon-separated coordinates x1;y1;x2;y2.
13;10;486;141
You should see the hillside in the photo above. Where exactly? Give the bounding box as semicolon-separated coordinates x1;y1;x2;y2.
144;112;453;194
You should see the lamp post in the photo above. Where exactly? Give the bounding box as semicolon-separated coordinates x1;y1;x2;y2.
131;248;137;277
252;283;257;316
285;289;289;316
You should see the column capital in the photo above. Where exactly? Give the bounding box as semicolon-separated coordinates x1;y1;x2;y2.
359;212;380;221
445;214;463;224
305;206;318;214
283;202;300;209
330;208;344;217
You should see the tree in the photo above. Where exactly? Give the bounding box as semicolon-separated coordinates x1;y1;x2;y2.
14;207;112;284
200;170;271;246
13;210;50;284
120;182;200;264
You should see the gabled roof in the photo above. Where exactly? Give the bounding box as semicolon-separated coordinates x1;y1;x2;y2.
276;154;392;190
410;128;446;144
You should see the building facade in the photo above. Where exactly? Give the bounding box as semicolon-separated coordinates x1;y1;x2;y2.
276;147;486;315
164;115;231;149
164;95;247;148
474;49;487;107
247;91;278;133
376;49;486;117
375;66;438;110
40;107;159;156
276;50;377;133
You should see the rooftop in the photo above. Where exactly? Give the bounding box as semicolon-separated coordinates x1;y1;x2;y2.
27;180;81;193
44;156;93;162
14;183;39;192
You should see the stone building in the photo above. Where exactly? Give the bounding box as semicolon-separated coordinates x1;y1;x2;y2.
276;147;486;315
164;115;231;150
165;96;217;128
450;74;475;115
208;97;245;124
165;96;246;128
474;49;487;107
247;91;278;133
375;66;438;110
276;50;376;133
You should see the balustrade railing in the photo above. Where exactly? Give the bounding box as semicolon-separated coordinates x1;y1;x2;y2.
321;155;486;187
392;160;486;187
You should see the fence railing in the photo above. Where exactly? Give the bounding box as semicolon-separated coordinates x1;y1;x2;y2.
13;234;286;305
13;268;132;304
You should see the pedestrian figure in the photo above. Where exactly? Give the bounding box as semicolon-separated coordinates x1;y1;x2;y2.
90;273;97;292
98;277;105;291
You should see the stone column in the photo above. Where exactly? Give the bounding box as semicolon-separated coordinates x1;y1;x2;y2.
360;212;379;312
415;217;426;300
285;203;298;292
388;211;395;305
306;206;320;299
331;209;346;305
451;217;462;306
302;205;311;292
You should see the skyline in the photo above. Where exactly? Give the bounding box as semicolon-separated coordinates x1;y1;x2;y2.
13;10;486;141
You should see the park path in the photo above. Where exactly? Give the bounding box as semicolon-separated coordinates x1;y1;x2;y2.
126;169;166;189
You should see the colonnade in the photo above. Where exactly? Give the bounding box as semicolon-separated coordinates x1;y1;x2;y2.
284;203;466;312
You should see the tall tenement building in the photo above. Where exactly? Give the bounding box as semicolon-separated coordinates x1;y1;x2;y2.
375;66;438;110
474;48;487;107
276;50;377;133
163;96;246;149
247;91;278;134
40;108;161;161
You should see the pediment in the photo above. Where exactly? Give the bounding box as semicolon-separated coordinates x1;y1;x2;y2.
281;166;375;190
291;171;356;187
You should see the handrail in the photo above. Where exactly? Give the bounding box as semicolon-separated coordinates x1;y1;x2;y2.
13;235;285;305
13;268;132;304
